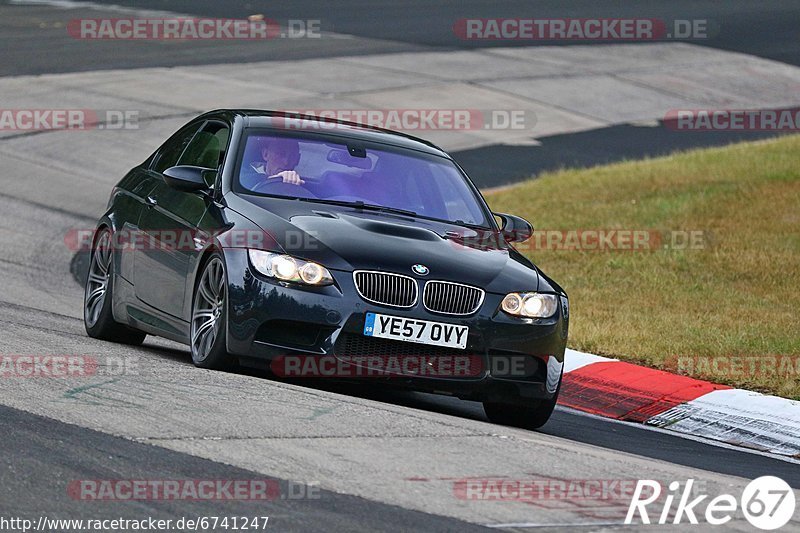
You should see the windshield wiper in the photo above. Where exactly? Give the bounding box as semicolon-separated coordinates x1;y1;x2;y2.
298;198;418;217
453;220;491;231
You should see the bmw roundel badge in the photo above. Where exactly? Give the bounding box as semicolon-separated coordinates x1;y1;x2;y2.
412;264;429;276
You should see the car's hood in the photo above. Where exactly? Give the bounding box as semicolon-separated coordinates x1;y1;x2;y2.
230;194;542;293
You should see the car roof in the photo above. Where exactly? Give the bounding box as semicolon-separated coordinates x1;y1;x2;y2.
200;109;451;158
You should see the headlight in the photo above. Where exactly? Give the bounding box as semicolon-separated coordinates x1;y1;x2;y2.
501;292;558;318
248;250;333;286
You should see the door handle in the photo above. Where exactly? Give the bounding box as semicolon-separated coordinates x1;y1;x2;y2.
145;196;157;207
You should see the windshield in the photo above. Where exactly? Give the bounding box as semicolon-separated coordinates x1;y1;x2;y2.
234;130;491;227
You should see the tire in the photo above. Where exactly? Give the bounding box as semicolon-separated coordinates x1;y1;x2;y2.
84;228;146;345
190;253;236;370
483;381;561;430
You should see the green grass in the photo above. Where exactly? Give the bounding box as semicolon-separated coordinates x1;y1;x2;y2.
484;135;800;399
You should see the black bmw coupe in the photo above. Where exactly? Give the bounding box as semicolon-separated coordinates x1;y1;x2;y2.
84;110;568;429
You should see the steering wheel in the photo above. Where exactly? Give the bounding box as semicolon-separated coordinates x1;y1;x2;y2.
250;176;317;198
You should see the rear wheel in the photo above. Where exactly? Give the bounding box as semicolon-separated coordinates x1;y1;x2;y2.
84;228;146;345
483;382;561;430
190;254;235;370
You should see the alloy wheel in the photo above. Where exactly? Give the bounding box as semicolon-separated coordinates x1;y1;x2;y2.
191;257;225;362
85;231;112;328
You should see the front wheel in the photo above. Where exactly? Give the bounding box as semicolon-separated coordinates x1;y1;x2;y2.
84;228;146;345
190;253;235;370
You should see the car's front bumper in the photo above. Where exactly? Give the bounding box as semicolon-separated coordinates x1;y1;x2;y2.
223;249;568;403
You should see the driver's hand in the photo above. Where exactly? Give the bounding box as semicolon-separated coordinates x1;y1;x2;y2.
269;170;305;185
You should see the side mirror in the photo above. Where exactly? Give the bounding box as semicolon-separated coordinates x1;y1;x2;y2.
494;212;533;243
163;165;215;192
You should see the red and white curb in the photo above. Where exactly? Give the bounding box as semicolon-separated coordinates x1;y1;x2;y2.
561;349;800;458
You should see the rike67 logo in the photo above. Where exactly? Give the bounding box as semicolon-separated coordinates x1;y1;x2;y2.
627;476;796;530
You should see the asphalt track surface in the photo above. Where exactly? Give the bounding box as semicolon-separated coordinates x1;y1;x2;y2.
0;404;490;532
2;0;797;184
0;1;799;530
5;0;800;73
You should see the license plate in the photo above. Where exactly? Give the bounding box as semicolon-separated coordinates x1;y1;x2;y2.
363;312;468;350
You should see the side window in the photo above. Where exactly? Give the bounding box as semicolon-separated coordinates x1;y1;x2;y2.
178;122;230;171
152;123;202;174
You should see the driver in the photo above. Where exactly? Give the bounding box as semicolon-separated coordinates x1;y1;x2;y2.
244;137;305;189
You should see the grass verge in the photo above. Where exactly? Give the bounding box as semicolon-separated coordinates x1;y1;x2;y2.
484;135;800;399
